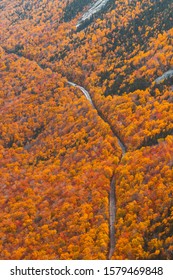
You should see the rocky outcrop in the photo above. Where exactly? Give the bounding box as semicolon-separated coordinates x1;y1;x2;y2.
155;70;173;84
76;0;110;28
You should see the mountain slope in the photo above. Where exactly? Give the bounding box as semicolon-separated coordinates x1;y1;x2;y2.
0;0;173;260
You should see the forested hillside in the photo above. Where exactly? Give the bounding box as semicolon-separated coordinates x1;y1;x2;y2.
0;0;173;260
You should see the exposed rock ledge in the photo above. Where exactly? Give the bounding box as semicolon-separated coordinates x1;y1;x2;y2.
154;69;173;84
76;0;110;28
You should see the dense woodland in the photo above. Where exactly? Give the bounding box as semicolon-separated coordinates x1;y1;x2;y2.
0;0;173;259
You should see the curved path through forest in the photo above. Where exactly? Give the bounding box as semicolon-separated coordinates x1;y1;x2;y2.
68;81;126;259
2;46;172;259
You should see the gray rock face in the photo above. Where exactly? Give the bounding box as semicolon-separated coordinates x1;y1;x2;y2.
155;70;173;84
76;0;110;28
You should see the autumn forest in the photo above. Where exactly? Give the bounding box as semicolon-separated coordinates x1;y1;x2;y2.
0;0;173;260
